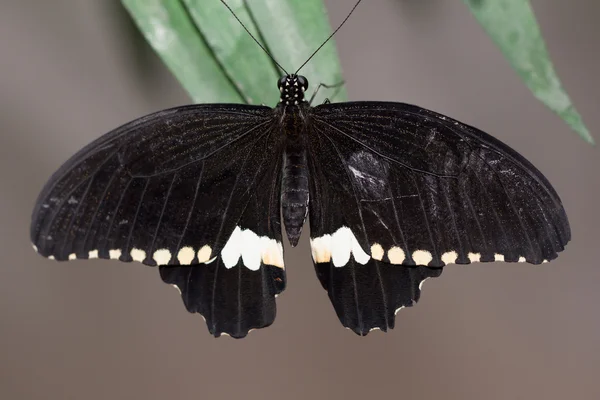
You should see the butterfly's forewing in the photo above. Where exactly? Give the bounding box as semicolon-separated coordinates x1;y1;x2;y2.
307;101;570;334
31;104;286;337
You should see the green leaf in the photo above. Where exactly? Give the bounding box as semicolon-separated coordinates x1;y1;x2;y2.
121;0;242;103
182;0;280;106
462;0;594;144
121;0;346;107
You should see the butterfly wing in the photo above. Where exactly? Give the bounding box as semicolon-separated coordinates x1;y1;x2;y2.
307;101;570;335
158;151;286;338
31;104;285;338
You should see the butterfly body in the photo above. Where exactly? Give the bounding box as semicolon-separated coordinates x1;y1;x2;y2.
31;74;570;338
279;75;312;246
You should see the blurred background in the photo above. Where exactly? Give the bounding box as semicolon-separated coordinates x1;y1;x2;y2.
1;0;598;399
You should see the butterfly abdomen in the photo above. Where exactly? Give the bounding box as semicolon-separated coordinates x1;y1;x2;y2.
281;130;309;247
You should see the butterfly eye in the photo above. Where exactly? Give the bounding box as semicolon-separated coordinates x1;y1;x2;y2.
297;75;309;91
277;76;287;89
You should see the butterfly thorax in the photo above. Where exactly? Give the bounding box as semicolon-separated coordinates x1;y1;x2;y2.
278;74;308;106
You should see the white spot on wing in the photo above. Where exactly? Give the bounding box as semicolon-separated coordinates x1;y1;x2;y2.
371;244;384;261
220;226;285;270
419;277;430;290
518;256;526;263
48;255;55;260
171;284;181;295
89;250;99;259
68;253;76;260
349;231;370;265
197;245;212;263
153;249;171;265
412;250;432;265
312;227;370;266
177;246;195;265
494;253;505;262
260;237;284;269
32;244;38;252
109;249;121;260
387;246;405;264
332;227;354;267
311;234;332;263
221;226;242;268
131;248;146;263
441;251;458;265
241;229;261;271
468;252;481;263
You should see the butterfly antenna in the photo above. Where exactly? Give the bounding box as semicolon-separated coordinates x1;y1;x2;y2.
295;0;363;75
220;0;288;75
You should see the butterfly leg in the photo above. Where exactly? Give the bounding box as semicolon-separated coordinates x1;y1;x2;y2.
309;80;345;105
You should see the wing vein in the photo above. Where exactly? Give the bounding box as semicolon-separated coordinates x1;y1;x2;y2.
81;167;122;252
410;173;437;262
103;178;133;254
350;262;363;334
185;266;193;312
441;179;464;263
532;190;560;257
471;162;509;256
237;262;242;336
149;173;178;256
124;178;151;256
462;184;488;256
175;161;205;259
387;177;410;261
210;257;221;334
59;177;94;257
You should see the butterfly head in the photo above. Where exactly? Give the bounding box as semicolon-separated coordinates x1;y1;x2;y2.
278;74;308;106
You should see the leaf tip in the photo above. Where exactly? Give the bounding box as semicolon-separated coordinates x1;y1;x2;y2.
560;107;594;145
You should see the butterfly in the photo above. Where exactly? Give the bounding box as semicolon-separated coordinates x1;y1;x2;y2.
30;3;570;339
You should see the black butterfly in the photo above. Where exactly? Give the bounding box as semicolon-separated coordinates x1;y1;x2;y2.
30;70;570;338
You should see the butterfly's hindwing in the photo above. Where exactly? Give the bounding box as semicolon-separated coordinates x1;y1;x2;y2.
160;159;286;338
314;257;442;335
307;125;444;333
307;101;570;334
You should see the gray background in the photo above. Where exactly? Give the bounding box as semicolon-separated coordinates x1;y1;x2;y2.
1;0;598;399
